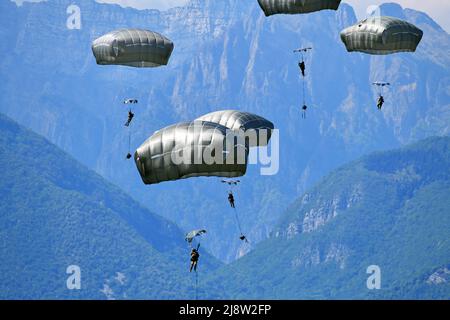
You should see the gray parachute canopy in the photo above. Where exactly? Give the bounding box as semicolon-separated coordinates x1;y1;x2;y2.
340;16;423;55
257;0;341;17
92;29;174;67
185;229;207;243
134;121;248;185
195;110;274;147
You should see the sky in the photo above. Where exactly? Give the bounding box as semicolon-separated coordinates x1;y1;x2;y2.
12;0;450;32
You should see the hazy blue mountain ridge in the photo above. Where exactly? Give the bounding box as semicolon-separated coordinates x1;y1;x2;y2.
204;136;450;299
1;0;449;261
0;113;220;299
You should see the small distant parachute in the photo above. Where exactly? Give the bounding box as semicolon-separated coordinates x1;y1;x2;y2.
92;29;174;67
195;110;274;147
185;229;207;244
340;16;423;55
134;121;248;185
372;82;390;87
257;0;342;17
221;179;240;186
124;99;138;104
372;81;391;98
293;47;312;54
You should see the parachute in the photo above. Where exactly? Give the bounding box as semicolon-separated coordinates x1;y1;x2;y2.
185;229;207;244
372;82;391;95
221;179;240;186
372;82;391;87
340;16;423;55
92;29;174;67
220;179;247;241
124;99;138;159
372;82;391;110
257;0;342;17
134;121;248;185
92;29;174;160
293;47;312;118
195;110;274;147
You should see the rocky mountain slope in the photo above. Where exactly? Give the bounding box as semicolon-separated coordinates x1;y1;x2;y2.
204;136;450;299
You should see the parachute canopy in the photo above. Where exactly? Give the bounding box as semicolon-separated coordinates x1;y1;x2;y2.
372;82;390;87
134;121;248;185
340;16;423;55
221;179;240;186
195;110;274;147
92;29;174;67
185;229;207;243
257;0;341;17
124;99;138;104
294;47;312;54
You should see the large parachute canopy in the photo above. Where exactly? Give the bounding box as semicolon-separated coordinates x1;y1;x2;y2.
195;110;274;147
340;16;423;55
134;121;248;185
185;230;207;244
257;0;341;17
92;29;174;67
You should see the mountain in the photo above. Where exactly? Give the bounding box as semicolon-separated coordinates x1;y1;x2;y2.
204;136;450;299
0;113;220;299
1;0;449;261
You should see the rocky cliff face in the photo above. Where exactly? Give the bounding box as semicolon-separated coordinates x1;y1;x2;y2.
1;0;449;261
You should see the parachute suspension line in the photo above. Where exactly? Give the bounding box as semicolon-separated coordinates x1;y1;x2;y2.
195;269;198;300
128;125;131;155
301;52;306;106
232;206;244;236
228;182;245;238
302;75;306;105
382;57;387;91
301;69;307;119
294;48;311;119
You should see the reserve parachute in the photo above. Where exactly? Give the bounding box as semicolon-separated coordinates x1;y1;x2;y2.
185;229;207;244
92;29;174;67
257;0;341;17
340;16;423;55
